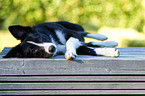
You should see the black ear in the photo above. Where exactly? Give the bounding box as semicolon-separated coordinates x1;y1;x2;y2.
8;25;33;40
3;44;22;58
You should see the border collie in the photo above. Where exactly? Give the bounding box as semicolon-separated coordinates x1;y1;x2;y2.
3;21;119;60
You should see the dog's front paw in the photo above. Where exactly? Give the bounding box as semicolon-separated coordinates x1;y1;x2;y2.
65;50;77;60
95;48;120;57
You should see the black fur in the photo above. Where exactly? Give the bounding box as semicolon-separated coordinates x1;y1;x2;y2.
4;21;100;58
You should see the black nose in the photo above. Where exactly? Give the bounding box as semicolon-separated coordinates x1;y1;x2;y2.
48;45;56;53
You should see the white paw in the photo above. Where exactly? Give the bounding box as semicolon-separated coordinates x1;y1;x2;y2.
65;50;78;60
95;48;120;57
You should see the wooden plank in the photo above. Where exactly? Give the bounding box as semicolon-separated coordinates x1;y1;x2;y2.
1;76;145;81
118;55;145;60
0;47;11;55
1;47;145;95
1;82;145;89
1;59;145;75
1;90;145;95
117;47;145;52
120;52;145;55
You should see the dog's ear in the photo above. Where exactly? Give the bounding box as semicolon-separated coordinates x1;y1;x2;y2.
3;44;22;58
8;25;33;40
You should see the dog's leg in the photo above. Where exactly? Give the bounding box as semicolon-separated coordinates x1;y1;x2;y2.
65;37;82;60
77;46;120;57
85;41;118;47
85;33;108;41
95;48;120;57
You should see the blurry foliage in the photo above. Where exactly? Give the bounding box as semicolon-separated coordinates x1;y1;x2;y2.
0;0;145;32
127;40;145;47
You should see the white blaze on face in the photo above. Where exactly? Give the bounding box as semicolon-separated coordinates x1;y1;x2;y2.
27;41;57;56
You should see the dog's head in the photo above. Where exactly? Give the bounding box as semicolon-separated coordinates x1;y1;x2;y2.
3;25;57;58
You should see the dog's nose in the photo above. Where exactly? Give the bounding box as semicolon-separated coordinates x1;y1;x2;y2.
48;45;56;53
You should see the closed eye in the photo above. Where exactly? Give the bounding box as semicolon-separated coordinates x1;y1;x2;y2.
32;49;39;54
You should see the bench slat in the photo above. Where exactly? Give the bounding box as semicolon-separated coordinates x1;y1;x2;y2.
1;76;145;81
1;90;145;95
117;47;145;51
1;82;145;89
1;47;145;95
1;59;145;75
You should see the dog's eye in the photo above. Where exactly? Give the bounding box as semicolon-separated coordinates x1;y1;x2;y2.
32;49;39;54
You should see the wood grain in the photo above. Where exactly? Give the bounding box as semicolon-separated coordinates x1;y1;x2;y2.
1;47;145;95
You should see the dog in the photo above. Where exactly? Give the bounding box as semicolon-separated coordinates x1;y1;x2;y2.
3;21;119;60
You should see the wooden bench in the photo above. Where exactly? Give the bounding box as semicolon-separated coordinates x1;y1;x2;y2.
1;47;145;95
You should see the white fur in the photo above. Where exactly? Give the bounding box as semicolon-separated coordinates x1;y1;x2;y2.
86;33;108;41
56;44;66;54
55;30;66;44
49;35;57;45
95;48;119;57
92;41;118;47
65;37;82;60
27;41;57;56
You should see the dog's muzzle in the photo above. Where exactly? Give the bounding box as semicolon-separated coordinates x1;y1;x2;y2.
27;41;57;56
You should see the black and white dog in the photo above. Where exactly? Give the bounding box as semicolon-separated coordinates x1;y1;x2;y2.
4;21;119;60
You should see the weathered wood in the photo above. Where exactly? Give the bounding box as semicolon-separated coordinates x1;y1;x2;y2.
1;47;145;95
1;82;145;89
117;47;145;51
1;90;145;95
1;59;145;75
1;76;145;81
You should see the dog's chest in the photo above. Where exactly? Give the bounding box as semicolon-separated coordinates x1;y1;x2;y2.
55;30;66;44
